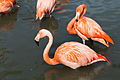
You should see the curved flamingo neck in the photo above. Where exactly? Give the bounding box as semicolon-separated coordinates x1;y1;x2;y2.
67;17;77;34
78;4;87;19
43;32;59;65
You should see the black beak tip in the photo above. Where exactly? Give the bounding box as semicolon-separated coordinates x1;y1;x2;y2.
76;19;78;22
34;40;39;46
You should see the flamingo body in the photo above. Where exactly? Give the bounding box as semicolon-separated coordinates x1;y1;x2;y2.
67;4;114;47
35;29;109;69
36;0;56;20
54;41;109;69
0;0;19;14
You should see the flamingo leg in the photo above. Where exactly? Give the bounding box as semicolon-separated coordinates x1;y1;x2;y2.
50;2;56;13
82;39;85;44
49;12;52;17
49;2;56;18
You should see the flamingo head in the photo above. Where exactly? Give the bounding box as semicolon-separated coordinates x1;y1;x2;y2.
75;4;87;21
34;29;50;46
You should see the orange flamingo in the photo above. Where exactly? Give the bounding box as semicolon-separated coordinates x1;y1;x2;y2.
67;4;114;47
0;0;19;14
34;29;109;69
36;0;56;20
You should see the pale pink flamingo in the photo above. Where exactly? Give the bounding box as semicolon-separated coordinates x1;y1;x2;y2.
67;4;114;47
0;0;19;14
34;29;109;69
36;0;56;20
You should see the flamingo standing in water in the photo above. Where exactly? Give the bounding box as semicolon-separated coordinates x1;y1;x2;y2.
36;0;56;20
34;29;109;69
67;4;114;47
0;0;19;14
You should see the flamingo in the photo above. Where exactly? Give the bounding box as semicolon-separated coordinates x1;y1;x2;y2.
34;29;109;69
67;4;114;47
0;0;19;14
36;0;56;20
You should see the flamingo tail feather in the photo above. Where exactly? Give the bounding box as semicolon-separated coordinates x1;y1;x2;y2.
96;54;110;64
91;38;109;47
36;10;44;20
102;32;114;45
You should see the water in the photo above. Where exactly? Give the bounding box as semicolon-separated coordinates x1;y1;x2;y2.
0;0;120;80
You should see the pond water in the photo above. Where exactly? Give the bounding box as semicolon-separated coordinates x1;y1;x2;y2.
0;0;120;80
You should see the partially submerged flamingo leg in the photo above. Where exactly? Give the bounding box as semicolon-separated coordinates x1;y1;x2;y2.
50;2;56;13
49;12;52;17
49;2;56;18
82;39;85;44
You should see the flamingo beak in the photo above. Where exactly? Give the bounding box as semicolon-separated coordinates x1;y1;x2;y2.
34;40;39;46
34;34;40;46
75;12;80;22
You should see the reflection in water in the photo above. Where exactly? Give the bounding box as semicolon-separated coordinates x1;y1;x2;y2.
0;46;7;64
55;0;71;13
0;70;22;80
34;16;58;36
0;9;18;31
37;63;109;80
87;42;109;54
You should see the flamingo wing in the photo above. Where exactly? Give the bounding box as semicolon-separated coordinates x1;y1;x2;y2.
0;0;17;7
0;0;13;13
86;17;114;44
36;0;55;20
0;0;18;13
55;42;108;69
76;17;114;46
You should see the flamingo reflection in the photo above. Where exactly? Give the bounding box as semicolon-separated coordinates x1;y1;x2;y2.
55;0;70;13
34;16;58;36
0;70;22;80
36;63;109;80
0;9;18;31
0;46;7;63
